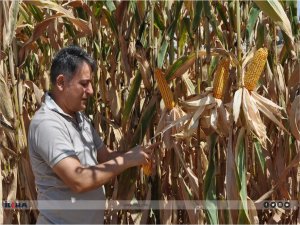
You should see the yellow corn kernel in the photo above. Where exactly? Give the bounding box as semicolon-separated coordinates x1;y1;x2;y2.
155;69;175;110
142;161;152;176
244;48;268;91
213;58;230;99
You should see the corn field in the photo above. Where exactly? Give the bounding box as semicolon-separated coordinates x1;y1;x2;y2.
0;0;300;224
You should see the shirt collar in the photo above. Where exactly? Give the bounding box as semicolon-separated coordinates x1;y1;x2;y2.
44;92;82;125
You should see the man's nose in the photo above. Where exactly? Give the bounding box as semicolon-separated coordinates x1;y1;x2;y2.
86;83;94;95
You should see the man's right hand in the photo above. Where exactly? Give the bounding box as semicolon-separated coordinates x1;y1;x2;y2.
124;145;151;167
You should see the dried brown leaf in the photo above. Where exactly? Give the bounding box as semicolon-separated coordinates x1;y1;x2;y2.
115;1;128;26
289;95;300;140
18;14;61;66
4;166;18;224
159;196;172;225
182;72;196;96
0;51;6;60
0;76;14;121
251;91;284;118
3;0;19;49
216;100;230;136
155;108;190;138
173;143;199;198
276;64;286;95
24;80;44;105
252;94;289;134
210;107;218;131
118;34;132;77
233;88;243;123
20;158;38;216
255;188;274;203
108;88;121;123
63;0;94;18
247;197;259;225
178;177;199;224
48;21;60;51
136;1;145;21
242;89;267;145
242;48;255;70
0;152;2;224
181;94;216;109
184;104;206;137
288;63;300;89
18;82;24;114
135;46;152;91
19;2;91;66
186;167;200;199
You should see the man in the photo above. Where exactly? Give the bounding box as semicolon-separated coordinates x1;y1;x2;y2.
28;46;151;224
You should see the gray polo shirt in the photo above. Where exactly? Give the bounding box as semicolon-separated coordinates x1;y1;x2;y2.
28;93;105;224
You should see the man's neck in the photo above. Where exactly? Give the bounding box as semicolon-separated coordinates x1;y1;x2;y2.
50;91;76;118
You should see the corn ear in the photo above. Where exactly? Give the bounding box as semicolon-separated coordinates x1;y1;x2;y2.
155;69;175;110
244;48;268;91
142;161;152;176
213;58;230;99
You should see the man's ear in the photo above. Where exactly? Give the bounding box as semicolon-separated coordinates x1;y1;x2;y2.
56;75;64;90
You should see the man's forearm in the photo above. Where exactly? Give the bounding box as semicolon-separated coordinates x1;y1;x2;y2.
98;146;124;163
73;154;132;193
105;150;123;161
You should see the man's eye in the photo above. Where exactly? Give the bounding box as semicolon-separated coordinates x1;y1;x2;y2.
81;82;89;87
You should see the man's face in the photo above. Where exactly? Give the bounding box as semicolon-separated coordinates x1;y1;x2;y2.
62;61;94;114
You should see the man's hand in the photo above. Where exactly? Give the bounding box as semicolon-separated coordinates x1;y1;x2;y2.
124;142;161;167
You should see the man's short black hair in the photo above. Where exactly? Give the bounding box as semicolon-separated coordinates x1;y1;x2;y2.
50;45;96;84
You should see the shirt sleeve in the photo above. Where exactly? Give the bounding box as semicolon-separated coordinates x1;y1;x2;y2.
30;119;77;168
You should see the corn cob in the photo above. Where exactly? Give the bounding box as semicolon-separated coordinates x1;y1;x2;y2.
142;161;152;176
244;48;268;91
213;58;230;99
155;69;175;110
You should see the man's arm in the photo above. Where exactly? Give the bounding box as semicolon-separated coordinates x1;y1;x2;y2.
52;145;151;193
97;145;123;163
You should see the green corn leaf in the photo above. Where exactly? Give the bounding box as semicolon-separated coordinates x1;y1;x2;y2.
254;141;266;174
246;4;260;42
208;56;218;83
236;130;251;224
255;22;265;49
122;72;142;125
105;0;116;12
157;1;183;68
154;9;165;31
130;95;157;147
102;8;118;37
203;1;225;45
288;0;299;36
215;1;230;32
254;0;294;48
117;95;157;199
165;53;196;81
26;4;43;22
204;133;219;225
228;1;236;33
192;1;203;31
178;17;189;56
